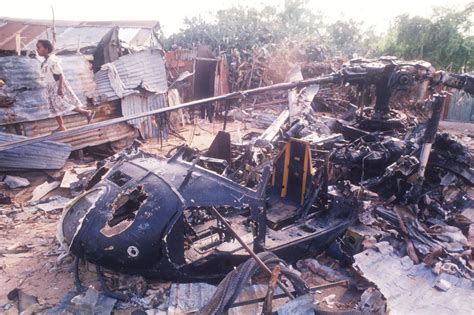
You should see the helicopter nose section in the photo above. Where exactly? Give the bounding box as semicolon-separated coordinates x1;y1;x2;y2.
58;171;186;274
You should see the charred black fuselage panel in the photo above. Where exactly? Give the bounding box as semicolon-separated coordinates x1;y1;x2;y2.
61;147;355;280
62;148;266;278
66;162;185;276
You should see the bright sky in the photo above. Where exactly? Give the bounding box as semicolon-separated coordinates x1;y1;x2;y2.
2;0;472;35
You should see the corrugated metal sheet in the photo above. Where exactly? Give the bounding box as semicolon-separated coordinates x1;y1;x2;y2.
0;18;158;53
0;131;71;170
0;56;48;124
0;21;49;51
118;28;153;47
0;18;159;29
54;27;110;52
79;20;159;29
53;122;137;150
167;282;272;314
0;55;96;125
121;93;167;139
19;102;138;150
94;49;167;103
446;90;474;122
93;70;121;103
22;102;120;137
58;55;96;104
17;102;136;150
24;26;157;53
24;26;111;53
177;49;198;61
115;49;167;91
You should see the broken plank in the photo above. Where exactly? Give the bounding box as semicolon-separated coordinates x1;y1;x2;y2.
30;181;60;203
60;170;79;189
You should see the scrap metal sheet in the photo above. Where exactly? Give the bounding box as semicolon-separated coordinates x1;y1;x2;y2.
353;242;473;315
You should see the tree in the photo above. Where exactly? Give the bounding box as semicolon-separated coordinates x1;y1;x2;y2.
164;0;325;52
164;2;474;73
326;19;364;57
381;6;474;71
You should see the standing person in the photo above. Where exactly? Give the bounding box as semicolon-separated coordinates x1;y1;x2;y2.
36;39;95;132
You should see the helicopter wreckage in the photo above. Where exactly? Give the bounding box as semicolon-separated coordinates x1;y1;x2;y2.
57;57;474;282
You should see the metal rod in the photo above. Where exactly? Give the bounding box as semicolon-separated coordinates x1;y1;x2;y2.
263;265;281;315
208;206;295;300
223;102;229;131
0;76;336;152
73;256;85;293
418;93;445;177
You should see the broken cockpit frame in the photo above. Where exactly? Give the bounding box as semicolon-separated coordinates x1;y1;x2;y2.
58;137;358;280
55;57;474;284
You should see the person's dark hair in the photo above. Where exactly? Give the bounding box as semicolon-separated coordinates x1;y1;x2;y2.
37;39;54;53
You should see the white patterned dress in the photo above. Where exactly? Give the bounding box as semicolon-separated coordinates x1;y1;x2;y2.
41;54;83;115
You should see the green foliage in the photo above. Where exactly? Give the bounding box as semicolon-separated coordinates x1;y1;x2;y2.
164;0;325;53
325;19;378;57
164;2;474;72
382;6;474;71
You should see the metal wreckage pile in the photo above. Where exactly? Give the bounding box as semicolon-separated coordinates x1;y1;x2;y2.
7;57;474;314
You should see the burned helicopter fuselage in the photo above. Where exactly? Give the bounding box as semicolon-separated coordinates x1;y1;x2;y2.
58;56;474;280
59;143;357;280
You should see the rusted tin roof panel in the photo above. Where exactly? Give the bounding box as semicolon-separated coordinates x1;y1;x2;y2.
58;55;96;104
52;122;137;150
21;102;120;137
0;18;159;29
0;22;48;51
17;102;135;151
94;49;167;103
0;56;48;124
121;93;167;139
114;49;167;91
0;55;97;125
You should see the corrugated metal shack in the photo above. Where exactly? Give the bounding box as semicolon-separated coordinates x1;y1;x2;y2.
165;46;230;116
95;49;168;139
445;91;474;122
0;18;170;169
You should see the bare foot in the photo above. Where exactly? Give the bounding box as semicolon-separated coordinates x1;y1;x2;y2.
86;111;96;124
52;127;66;133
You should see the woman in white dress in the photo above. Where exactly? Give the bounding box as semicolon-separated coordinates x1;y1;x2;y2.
36;40;95;132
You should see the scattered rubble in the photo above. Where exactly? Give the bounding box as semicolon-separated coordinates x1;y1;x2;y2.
353;242;473;314
30;181;60;203
3;175;30;189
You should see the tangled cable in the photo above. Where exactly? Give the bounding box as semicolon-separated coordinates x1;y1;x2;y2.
197;251;309;315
